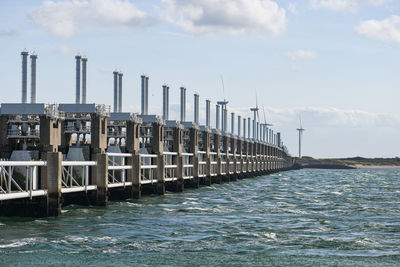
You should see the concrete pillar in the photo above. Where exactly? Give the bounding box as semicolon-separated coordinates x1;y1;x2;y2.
156;154;165;194
205;157;212;185
151;121;165;194
222;135;230;182
203;131;212;186
190;127;199;187
40;116;61;189
46;152;62;217
214;133;222;184
40;116;61;153
152;123;164;155
176;155;184;191
61;120;72;148
171;126;183;192
90;113;107;154
192;156;200;188
128;154;141;199
126;121;141;154
91;153;108;206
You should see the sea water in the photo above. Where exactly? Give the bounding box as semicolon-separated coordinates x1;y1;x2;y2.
1;169;399;266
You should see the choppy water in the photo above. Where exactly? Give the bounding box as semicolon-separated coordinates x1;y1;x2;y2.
1;169;400;266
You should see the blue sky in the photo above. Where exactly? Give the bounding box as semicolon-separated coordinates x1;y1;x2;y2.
0;0;399;158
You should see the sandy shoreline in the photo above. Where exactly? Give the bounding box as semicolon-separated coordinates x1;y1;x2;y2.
354;164;400;170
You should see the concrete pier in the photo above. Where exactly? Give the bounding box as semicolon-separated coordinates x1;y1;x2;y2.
46;152;62;216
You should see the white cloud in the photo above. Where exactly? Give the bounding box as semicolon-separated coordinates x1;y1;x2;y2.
264;106;400;128
56;45;73;55
356;15;400;45
288;3;298;15
287;50;316;61
0;29;18;36
310;0;391;12
28;0;152;38
160;0;287;36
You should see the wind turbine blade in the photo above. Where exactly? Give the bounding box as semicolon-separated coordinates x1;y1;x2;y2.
255;90;258;108
262;105;267;124
220;75;225;100
299;115;302;129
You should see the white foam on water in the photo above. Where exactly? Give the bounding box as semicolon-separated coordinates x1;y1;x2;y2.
0;237;45;249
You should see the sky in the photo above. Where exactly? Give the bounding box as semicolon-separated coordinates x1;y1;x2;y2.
0;0;399;158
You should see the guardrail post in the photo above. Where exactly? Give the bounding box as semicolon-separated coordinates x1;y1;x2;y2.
92;153;108;206
128;154;141;199
46;152;62;217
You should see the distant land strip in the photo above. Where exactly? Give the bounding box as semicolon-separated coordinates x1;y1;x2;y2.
295;157;400;170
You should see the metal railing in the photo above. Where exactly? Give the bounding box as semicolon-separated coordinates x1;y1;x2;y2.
182;153;193;179
198;151;207;177
140;154;158;184
107;152;132;188
61;161;97;193
221;161;227;175
164;152;177;181
0;161;46;200
0;160;97;200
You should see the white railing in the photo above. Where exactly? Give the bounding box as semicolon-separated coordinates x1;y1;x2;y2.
198;151;207;177
163;152;177;181
229;161;235;174
221;161;227;175
107;152;133;188
198;151;206;162
0;160;98;200
210;161;218;176
140;154;158;184
0;161;46;201
61;161;97;193
236;161;241;172
183;153;193;179
199;161;206;177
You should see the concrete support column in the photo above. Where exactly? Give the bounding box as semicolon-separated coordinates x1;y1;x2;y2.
46;152;62;217
92;153;108;206
176;155;184;191
190;127;199;188
222;135;230;182
156;154;165;195
90;114;107;154
214;133;222;184
216;156;222;184
128;154;141;199
192;156;200;188
205;157;212;186
126;121;141;153
203;131;212;185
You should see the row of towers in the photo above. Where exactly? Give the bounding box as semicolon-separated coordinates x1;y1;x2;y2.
130;75;279;144
19;51;281;146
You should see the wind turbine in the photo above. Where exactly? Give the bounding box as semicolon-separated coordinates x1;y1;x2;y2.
262;105;273;142
250;91;260;140
296;116;305;158
217;75;229;134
